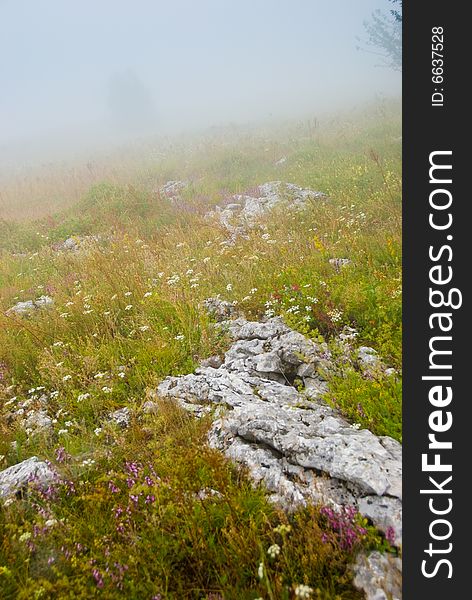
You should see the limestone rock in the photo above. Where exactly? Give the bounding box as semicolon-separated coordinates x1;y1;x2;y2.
207;181;326;241
24;409;53;434
353;551;402;600
7;295;53;316
158;314;402;544
142;400;159;415
158;180;188;201
203;297;237;321
0;457;56;499
329;257;351;271
108;407;131;428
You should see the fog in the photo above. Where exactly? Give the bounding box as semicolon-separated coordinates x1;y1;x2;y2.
0;0;401;166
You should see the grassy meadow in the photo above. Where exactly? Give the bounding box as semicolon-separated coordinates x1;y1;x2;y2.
0;100;401;599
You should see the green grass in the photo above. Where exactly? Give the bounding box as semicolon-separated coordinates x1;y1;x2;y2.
0;99;401;598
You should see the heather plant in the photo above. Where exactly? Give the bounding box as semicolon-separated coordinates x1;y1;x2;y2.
1;402;392;599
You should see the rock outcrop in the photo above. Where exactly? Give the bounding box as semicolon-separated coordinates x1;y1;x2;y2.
6;295;54;317
157;311;402;546
158;180;189;201
208;182;326;242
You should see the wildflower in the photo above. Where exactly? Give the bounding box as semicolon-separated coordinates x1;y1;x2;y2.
118;372;125;378
64;420;73;427
144;291;152;298
328;308;343;323
267;543;281;559
174;334;185;341
139;325;150;332
94;427;102;436
45;519;57;528
53;341;64;347
226;283;233;292
294;584;313;598
351;423;361;430
62;375;72;382
19;532;32;543
124;304;133;311
257;562;264;580
385;526;396;545
82;459;96;467
57;429;68;435
102;386;112;394
55;447;69;463
4;498;14;507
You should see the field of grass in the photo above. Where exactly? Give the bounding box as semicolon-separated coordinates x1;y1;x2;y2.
0;100;401;599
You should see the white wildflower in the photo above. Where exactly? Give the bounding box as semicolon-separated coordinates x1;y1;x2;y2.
294;584;313;598
267;544;281;559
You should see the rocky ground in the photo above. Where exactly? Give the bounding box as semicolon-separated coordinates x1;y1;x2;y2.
156;299;402;599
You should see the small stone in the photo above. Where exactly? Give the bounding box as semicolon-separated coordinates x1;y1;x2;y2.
203;297;237;321
358;346;381;368
7;295;54;316
24;410;53;434
108;407;131;428
142;400;159;415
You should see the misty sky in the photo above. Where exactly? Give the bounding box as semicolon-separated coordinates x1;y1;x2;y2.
0;0;400;150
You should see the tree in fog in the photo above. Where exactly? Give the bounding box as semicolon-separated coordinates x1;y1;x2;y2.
108;69;157;133
359;0;402;71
